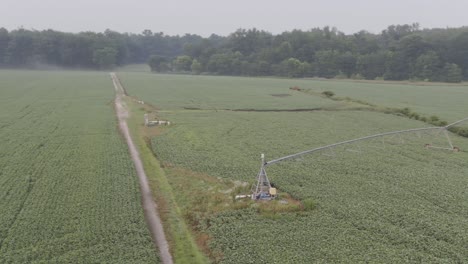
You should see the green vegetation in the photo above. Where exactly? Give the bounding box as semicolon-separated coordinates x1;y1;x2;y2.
119;72;468;124
2;24;468;82
322;90;335;97
295;80;468;122
119;72;468;263
125;98;209;263
0;70;159;263
117;72;361;111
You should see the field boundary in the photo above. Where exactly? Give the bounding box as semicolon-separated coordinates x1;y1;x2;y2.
111;72;173;264
295;88;468;137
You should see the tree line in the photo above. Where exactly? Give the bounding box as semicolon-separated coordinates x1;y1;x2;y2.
0;28;202;69
1;24;468;82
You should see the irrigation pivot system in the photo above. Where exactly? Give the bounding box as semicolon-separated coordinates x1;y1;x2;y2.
251;117;468;200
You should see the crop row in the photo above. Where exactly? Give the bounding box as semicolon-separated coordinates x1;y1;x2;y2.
0;71;158;263
151;109;468;263
120;72;468;263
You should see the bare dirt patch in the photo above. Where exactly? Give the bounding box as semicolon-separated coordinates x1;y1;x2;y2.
110;73;173;264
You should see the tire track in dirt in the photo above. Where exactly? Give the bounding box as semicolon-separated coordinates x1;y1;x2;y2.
110;73;173;264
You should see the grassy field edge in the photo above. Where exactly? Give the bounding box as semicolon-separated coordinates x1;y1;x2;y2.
125;97;209;264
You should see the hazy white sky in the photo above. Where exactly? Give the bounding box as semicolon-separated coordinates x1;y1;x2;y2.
1;0;467;36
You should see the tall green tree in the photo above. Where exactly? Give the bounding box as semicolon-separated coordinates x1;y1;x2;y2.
443;63;463;83
190;59;202;74
173;55;193;71
207;53;236;75
357;52;386;79
0;28;9;65
92;47;117;69
315;50;339;78
384;51;410;80
228;28;273;56
413;51;442;81
5;29;34;66
449;31;468;79
352;31;379;54
148;55;169;72
337;52;357;78
282;58;302;77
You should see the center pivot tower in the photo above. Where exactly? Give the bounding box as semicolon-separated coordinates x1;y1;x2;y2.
252;154;277;200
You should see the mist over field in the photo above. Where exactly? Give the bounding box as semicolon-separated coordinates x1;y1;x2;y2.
2;1;468;263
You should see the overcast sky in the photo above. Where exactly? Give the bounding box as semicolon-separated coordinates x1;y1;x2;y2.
2;0;467;36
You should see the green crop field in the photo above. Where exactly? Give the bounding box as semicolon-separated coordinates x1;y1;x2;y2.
296;79;468;123
119;72;468;123
0;70;159;263
118;73;364;111
120;72;468;263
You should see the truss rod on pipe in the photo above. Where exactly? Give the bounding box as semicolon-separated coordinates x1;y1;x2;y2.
252;117;467;200
265;126;442;166
445;117;468;129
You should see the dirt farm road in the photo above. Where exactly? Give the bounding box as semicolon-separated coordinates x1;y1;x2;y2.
110;72;173;264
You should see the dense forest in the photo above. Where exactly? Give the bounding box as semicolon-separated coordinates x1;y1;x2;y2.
1;24;468;82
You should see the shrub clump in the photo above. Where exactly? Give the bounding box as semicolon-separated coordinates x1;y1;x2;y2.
302;198;316;211
322;91;335;98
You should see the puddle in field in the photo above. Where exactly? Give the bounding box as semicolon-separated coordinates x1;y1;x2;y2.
270;94;291;97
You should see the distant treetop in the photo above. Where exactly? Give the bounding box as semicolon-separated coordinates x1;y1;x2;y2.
1;25;467;82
